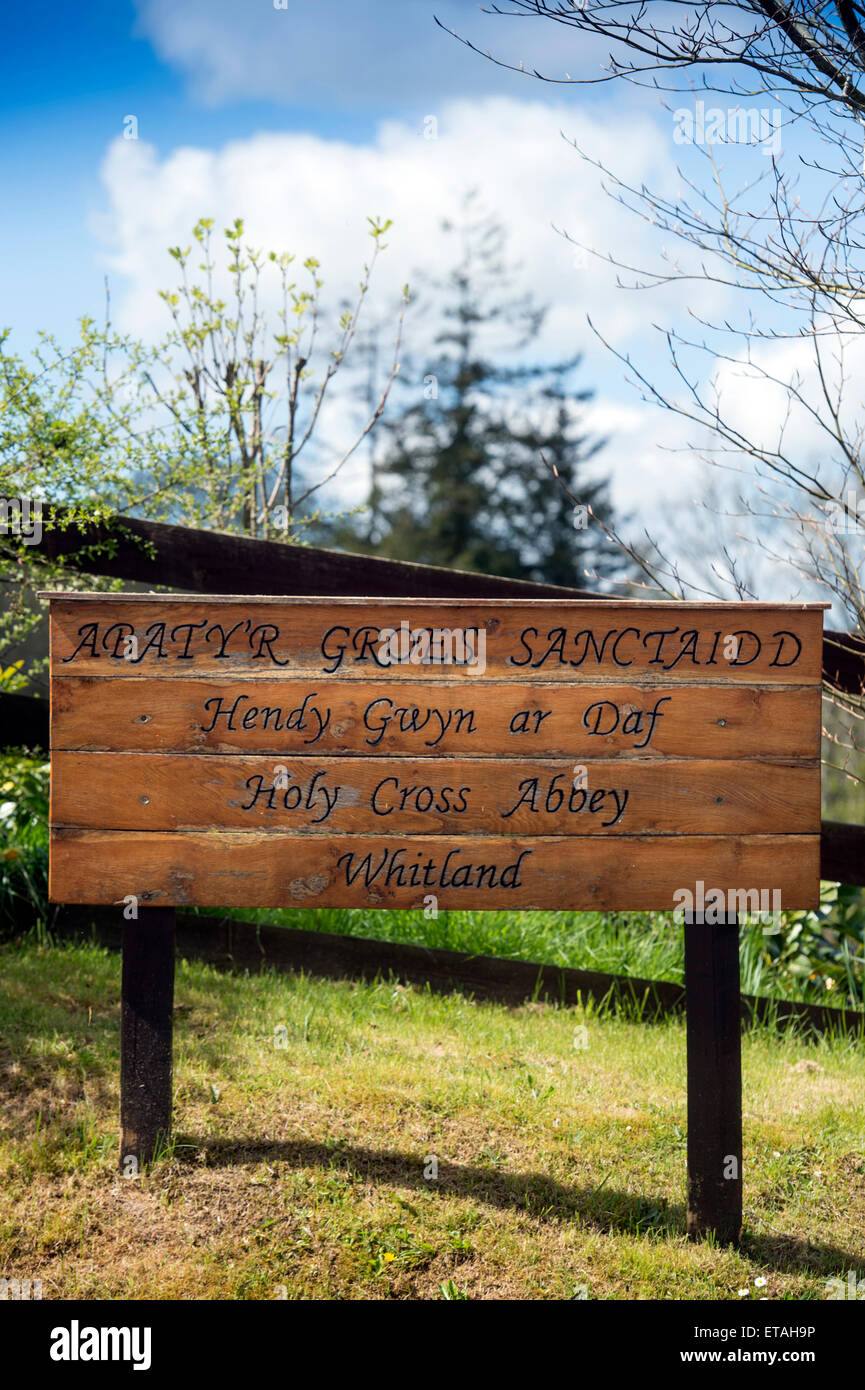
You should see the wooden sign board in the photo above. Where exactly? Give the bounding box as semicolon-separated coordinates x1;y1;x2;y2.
45;595;825;913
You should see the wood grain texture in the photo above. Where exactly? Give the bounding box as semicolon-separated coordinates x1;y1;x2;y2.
45;594;824;912
50;752;820;836
37;511;611;602
29;502;856;691
50;677;822;759
47;597;825;683
49;829;821;909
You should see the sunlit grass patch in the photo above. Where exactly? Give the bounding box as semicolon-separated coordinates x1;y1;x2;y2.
0;938;863;1300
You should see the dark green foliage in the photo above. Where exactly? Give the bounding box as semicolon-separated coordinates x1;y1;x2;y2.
330;199;623;588
0;753;49;932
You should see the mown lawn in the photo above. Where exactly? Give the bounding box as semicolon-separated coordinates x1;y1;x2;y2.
1;938;863;1300
189;900;863;1008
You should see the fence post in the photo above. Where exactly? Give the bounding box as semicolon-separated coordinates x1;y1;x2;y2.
684;912;743;1244
119;907;176;1173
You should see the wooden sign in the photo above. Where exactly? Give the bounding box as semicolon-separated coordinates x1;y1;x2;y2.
46;595;825;913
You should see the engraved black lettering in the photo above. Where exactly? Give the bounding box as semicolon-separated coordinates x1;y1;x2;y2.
583;700;619;736
102;623;135;658
641;628;679;665
61;623;100;662
321;626;350;673
170;621;207;659
508;627;538;668
611;627;639;667
729;629;761;666
249;623;290;666
130;622;169;663
206;619;251;659
769;629;802;667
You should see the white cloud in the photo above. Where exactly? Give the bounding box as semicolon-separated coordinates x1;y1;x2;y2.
95;95;699;351
92;94;738;534
711;334;861;470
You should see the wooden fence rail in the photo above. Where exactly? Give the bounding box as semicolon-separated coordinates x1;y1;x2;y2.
3;510;863;886
22;508;865;693
36;511;606;602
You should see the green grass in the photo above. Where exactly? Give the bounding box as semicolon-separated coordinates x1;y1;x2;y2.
196;902;689;975
1;937;863;1300
189;901;862;1009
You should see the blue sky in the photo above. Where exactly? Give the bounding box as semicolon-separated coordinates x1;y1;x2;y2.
2;2;173;340
0;1;610;345
0;1;843;597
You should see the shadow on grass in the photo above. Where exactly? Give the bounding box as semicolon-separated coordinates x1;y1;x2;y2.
171;1133;861;1276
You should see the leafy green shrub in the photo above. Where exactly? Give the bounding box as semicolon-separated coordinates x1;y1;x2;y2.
767;882;865;1008
0;753;49;932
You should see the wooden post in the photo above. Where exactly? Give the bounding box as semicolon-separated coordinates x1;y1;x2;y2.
120;907;176;1173
684;912;743;1244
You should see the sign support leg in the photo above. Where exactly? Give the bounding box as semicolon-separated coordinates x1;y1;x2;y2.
684;911;742;1244
120;907;176;1174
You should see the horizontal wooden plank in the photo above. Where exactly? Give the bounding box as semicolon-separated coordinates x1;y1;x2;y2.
822;629;865;696
50;678;821;759
44;593;829;611
37;510;611;601
49;753;820;836
30;508;861;693
47;597;824;683
821;820;865;887
0;692;49;750
49;830;821;909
